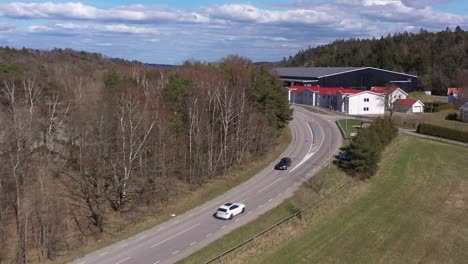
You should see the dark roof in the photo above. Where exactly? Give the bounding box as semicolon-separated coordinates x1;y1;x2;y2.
275;67;363;78
275;67;417;78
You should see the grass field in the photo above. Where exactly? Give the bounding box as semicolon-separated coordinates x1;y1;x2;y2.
183;135;468;264
337;119;362;138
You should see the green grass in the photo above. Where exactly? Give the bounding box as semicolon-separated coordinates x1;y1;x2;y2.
182;135;468;264
54;129;292;264
226;135;468;264
337;119;362;138
407;91;434;102
300;105;335;115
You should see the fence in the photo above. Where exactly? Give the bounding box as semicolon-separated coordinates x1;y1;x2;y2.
205;180;353;263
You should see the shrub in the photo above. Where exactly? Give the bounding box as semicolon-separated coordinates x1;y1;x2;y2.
424;102;454;112
336;117;398;180
417;123;468;143
445;113;458;120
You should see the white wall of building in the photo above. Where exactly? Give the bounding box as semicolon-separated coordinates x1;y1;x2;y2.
411;101;424;113
347;92;386;115
388;88;407;108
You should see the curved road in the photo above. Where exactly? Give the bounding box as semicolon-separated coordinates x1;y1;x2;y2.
71;106;343;264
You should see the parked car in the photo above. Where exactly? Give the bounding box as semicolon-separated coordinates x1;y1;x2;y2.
337;151;350;161
275;157;292;170
215;203;246;220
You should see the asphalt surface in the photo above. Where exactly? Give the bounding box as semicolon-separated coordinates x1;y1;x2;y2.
70;106;343;264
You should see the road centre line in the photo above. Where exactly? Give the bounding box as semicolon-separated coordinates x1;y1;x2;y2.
150;223;201;248
115;257;131;264
258;204;263;208
153;261;160;264
99;252;109;256
268;198;273;202
258;178;281;193
172;250;180;255
206;233;213;237
247;211;252;215
221;225;226;229
190;241;197;246
120;243;128;248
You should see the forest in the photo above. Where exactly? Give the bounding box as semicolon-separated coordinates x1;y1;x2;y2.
283;27;468;94
0;48;292;263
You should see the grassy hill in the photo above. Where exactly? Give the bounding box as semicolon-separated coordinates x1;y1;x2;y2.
181;135;468;263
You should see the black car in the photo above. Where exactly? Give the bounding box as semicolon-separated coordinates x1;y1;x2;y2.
275;157;292;170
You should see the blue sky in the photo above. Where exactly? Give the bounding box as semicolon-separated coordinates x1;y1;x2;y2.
0;0;466;64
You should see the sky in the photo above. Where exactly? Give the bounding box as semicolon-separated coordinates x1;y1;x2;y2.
0;0;466;64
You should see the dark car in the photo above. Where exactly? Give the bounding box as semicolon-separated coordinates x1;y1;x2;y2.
275;157;292;170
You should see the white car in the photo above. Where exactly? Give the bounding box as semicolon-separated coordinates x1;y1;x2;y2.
215;203;246;220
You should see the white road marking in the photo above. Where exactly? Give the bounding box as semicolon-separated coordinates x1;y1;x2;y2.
206;233;213;237
99;252;109;256
221;225;227;229
268;198;273;202
258;178;281;192
247;211;252;215
235;218;240;222
258;204;263;208
150;223;200;248
172;250;180;255
173;220;180;224
138;234;147;239
115;257;131;264
190;241;197;246
120;243;128;248
78;262;86;264
188;213;194;217
153;261;160;264
240;198;248;203
291;122;324;172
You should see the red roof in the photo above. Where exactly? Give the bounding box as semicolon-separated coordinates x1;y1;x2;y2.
394;99;418;106
371;86;398;95
288;86;363;95
448;88;463;95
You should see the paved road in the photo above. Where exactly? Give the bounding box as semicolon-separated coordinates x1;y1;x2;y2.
70;106;343;264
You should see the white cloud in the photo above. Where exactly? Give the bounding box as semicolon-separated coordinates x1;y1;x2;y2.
0;2;210;23
0;1;466;64
0;23;15;32
27;22;158;35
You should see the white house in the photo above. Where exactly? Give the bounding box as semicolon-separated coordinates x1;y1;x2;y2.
338;91;387;115
370;86;408;110
393;99;425;113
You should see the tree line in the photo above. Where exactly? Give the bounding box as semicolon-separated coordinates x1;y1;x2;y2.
283;27;468;94
0;48;292;263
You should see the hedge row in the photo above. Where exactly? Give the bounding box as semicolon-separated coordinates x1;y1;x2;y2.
423;102;454;112
417;123;468;143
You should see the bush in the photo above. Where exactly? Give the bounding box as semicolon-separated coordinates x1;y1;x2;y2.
424;102;454;112
335;118;398;180
417;123;468;142
445;113;458;120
